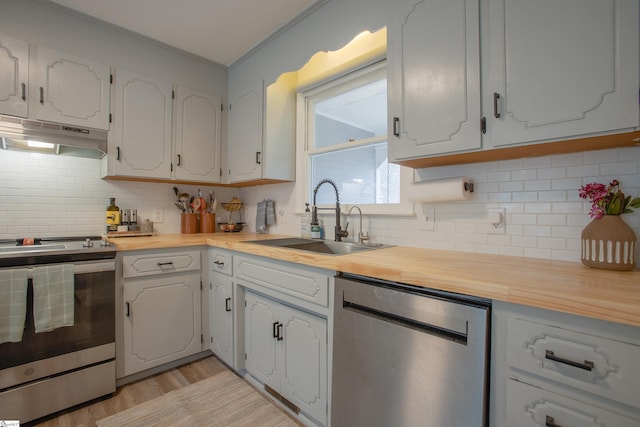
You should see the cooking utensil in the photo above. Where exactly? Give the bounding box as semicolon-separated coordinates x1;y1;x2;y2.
192;197;201;214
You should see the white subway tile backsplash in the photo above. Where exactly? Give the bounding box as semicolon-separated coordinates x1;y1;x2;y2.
600;161;638;176
2;146;639;268
567;164;600;178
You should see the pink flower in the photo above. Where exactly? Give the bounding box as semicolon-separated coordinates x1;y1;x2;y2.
579;180;640;219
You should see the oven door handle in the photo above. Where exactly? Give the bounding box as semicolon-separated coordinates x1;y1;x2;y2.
22;260;115;278
74;260;116;275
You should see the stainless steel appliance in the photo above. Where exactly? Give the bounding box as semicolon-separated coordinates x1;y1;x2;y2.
332;274;491;427
0;237;116;424
0;114;107;159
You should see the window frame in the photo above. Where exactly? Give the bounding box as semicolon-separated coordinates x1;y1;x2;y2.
295;60;414;216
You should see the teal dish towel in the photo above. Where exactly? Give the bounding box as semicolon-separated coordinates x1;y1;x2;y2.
0;268;28;343
32;264;75;333
256;200;267;233
266;200;276;226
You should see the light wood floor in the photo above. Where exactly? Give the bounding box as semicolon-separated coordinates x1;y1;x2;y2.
30;355;229;427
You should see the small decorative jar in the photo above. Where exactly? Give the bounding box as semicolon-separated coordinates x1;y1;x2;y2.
581;215;637;271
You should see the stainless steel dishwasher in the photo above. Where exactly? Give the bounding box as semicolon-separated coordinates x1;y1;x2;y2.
332;274;491;427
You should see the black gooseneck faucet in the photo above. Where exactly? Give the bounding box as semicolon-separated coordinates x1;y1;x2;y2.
312;179;348;242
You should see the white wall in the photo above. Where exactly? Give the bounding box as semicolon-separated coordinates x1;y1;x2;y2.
241;147;640;264
230;0;640;266
0;0;236;239
0;150;238;238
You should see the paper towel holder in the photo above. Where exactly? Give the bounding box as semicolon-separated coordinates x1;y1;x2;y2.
464;181;474;193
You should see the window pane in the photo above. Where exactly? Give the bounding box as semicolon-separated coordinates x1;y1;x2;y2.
310;142;400;205
314;78;387;149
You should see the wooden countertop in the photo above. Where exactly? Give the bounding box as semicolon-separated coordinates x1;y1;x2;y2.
108;232;640;328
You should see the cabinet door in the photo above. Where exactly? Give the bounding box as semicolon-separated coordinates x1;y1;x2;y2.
486;0;639;147
244;290;279;388
388;0;481;161
33;46;110;130
123;273;202;376
209;273;234;367
110;69;173;178
507;379;639;427
174;86;222;183
0;34;29;118
228;80;263;183
279;306;327;425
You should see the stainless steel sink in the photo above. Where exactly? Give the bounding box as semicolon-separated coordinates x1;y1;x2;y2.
244;238;390;255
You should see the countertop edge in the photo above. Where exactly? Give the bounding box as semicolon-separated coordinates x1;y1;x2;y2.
107;233;640;328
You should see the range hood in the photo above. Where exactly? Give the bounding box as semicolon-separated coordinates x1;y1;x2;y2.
0;114;107;159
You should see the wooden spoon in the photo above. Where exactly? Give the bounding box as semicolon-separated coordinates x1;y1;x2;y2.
192;197;201;214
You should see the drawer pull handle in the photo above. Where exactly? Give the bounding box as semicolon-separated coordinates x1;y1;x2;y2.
213;260;225;266
545;350;594;371
273;321;279;338
545;415;563;427
392;117;400;137
125;301;130;317
157;262;174;267
277;323;283;341
225;297;231;312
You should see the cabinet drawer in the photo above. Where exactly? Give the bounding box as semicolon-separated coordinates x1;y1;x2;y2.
235;256;329;307
123;251;201;278
507;317;640;408
210;250;232;276
507;379;638;427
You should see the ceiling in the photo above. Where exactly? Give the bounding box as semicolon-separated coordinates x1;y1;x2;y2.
47;0;322;66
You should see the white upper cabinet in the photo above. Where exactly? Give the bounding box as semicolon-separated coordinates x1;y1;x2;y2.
174;86;222;183
227;80;264;183
0;35;110;130
388;0;482;161
484;0;639;147
0;34;29;118
33;46;110;130
107;69;173;179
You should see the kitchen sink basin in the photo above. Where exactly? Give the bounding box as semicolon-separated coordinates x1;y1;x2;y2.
244;238;390;255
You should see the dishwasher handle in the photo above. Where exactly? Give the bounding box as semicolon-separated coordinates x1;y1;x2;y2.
343;299;468;345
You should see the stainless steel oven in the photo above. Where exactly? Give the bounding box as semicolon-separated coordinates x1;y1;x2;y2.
0;237;116;424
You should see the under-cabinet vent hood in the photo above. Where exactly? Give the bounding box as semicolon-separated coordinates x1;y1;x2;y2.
0;114;107;159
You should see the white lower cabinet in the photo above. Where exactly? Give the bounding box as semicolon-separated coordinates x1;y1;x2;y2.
209;249;234;367
507;379;639;427
245;290;327;425
492;301;640;427
121;250;202;377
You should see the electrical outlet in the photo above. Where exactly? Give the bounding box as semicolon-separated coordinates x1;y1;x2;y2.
488;208;505;234
278;209;287;224
152;208;164;223
421;207;435;231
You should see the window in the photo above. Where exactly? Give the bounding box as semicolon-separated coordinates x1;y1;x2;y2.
298;61;411;214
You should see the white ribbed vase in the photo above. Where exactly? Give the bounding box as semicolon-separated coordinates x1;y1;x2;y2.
581;215;637;271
